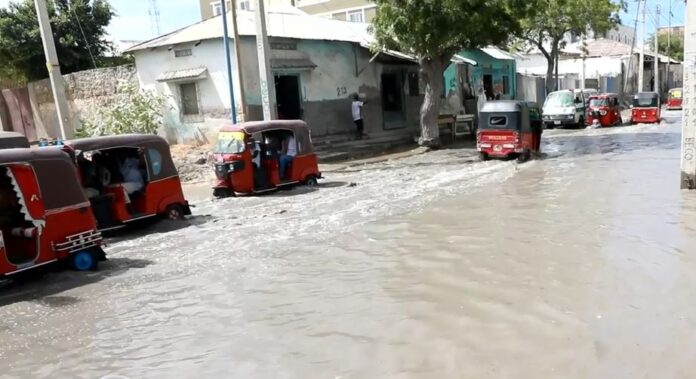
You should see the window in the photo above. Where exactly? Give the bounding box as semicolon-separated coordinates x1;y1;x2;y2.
489;116;508;127
347;10;364;23
179;83;200;115
408;72;419;96
502;76;510;95
174;49;192;58
239;0;250;10
211;1;232;16
148;149;163;176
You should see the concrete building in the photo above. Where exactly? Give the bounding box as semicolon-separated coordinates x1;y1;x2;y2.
199;0;292;20
658;26;685;38
296;0;376;23
564;25;636;46
127;7;422;144
444;48;517;101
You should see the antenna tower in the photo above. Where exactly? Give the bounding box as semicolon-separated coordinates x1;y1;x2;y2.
148;0;162;37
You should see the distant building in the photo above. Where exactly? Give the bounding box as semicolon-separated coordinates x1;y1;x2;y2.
296;0;376;23
658;26;685;38
565;25;636;46
199;0;292;20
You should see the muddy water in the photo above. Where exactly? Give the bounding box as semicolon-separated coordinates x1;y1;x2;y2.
1;112;695;378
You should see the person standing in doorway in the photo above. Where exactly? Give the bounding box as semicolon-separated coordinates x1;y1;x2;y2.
352;93;366;140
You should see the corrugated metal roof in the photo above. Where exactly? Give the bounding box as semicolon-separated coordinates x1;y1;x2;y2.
452;54;478;66
156;67;208;82
127;7;370;52
481;47;515;61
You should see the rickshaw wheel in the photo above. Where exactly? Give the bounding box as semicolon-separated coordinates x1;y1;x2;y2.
213;188;233;198
517;150;531;163
166;204;185;220
72;250;97;271
305;175;319;187
479;152;489;161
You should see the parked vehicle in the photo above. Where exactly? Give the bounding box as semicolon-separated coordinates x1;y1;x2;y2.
63;135;191;231
212;120;322;197
542;90;586;129
586;93;622;127
630;92;661;124
478;101;541;162
667;88;683;110
0;148;105;278
0;132;30;149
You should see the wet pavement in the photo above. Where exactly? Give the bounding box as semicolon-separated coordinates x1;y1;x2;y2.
1;110;693;378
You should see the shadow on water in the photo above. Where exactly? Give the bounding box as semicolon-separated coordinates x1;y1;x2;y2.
547;132;680;158
0;257;154;307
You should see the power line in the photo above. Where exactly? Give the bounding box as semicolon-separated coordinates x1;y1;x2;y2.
67;0;97;69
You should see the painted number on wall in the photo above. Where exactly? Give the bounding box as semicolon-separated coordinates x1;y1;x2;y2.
337;86;347;96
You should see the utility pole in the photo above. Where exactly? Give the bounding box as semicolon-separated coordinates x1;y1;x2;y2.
254;0;277;120
667;0;672;89
220;0;238;123
655;5;660;94
680;0;696;189
34;0;71;140
639;0;646;92
230;1;247;121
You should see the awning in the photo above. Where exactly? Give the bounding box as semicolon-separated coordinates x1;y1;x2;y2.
481;47;515;61
271;58;317;71
156;66;208;82
452;54;478;66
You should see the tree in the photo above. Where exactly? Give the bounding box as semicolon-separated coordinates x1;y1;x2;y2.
0;0;113;81
77;81;168;137
648;33;684;62
371;0;529;147
514;0;624;95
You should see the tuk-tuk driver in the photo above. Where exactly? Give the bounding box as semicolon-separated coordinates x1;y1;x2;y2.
279;133;297;180
119;155;144;203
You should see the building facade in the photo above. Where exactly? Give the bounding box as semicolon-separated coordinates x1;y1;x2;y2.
199;0;292;20
296;0;375;23
129;9;422;144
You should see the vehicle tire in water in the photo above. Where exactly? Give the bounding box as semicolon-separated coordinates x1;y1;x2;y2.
72;250;98;271
479;152;489;161
165;204;185;220
213;188;233;198
517;150;530;163
305;175;318;187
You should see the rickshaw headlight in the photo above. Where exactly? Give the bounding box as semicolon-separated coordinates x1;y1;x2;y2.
600;110;607;116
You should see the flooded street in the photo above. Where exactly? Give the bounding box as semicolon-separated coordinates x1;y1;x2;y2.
2;111;695;378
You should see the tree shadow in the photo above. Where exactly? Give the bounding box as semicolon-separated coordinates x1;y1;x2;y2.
0;257;154;307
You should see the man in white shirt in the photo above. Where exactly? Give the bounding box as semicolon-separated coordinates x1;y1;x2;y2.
351;93;366;140
279;133;297;180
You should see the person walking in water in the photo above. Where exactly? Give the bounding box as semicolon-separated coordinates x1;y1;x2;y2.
352;93;366;140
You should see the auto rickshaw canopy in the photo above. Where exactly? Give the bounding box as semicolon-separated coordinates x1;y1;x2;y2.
0;131;30;149
66;134;179;181
479;101;531;133
221;120;314;155
0;148;87;211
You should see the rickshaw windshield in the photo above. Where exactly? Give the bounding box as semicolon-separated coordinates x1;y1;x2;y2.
214;131;246;154
670;90;682;99
544;92;574;107
589;98;609;107
633;96;658;107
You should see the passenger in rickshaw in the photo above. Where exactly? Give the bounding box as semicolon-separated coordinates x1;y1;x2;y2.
279;132;297;180
118;153;144;207
77;152;100;199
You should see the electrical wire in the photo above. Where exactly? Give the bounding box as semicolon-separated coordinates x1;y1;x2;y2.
68;0;97;69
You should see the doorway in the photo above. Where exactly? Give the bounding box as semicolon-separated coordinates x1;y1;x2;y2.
381;72;405;129
483;74;493;100
275;75;302;120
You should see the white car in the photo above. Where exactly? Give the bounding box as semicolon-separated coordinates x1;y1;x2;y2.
542;90;587;129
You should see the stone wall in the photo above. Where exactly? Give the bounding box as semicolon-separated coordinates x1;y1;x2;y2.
28;65;137;138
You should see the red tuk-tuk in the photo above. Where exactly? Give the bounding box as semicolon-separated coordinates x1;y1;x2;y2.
667;88;683;110
586;93;622;127
0;148;105;277
212;120;322;197
630;92;661;124
64;135;191;231
477;101;541;162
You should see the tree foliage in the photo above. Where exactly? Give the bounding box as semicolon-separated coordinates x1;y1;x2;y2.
0;0;114;81
514;0;625;93
77;81;168;137
371;0;529;146
649;33;684;62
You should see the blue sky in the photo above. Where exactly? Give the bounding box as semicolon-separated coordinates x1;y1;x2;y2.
0;0;687;42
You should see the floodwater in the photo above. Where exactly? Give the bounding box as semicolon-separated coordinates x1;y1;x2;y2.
1;110;694;378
